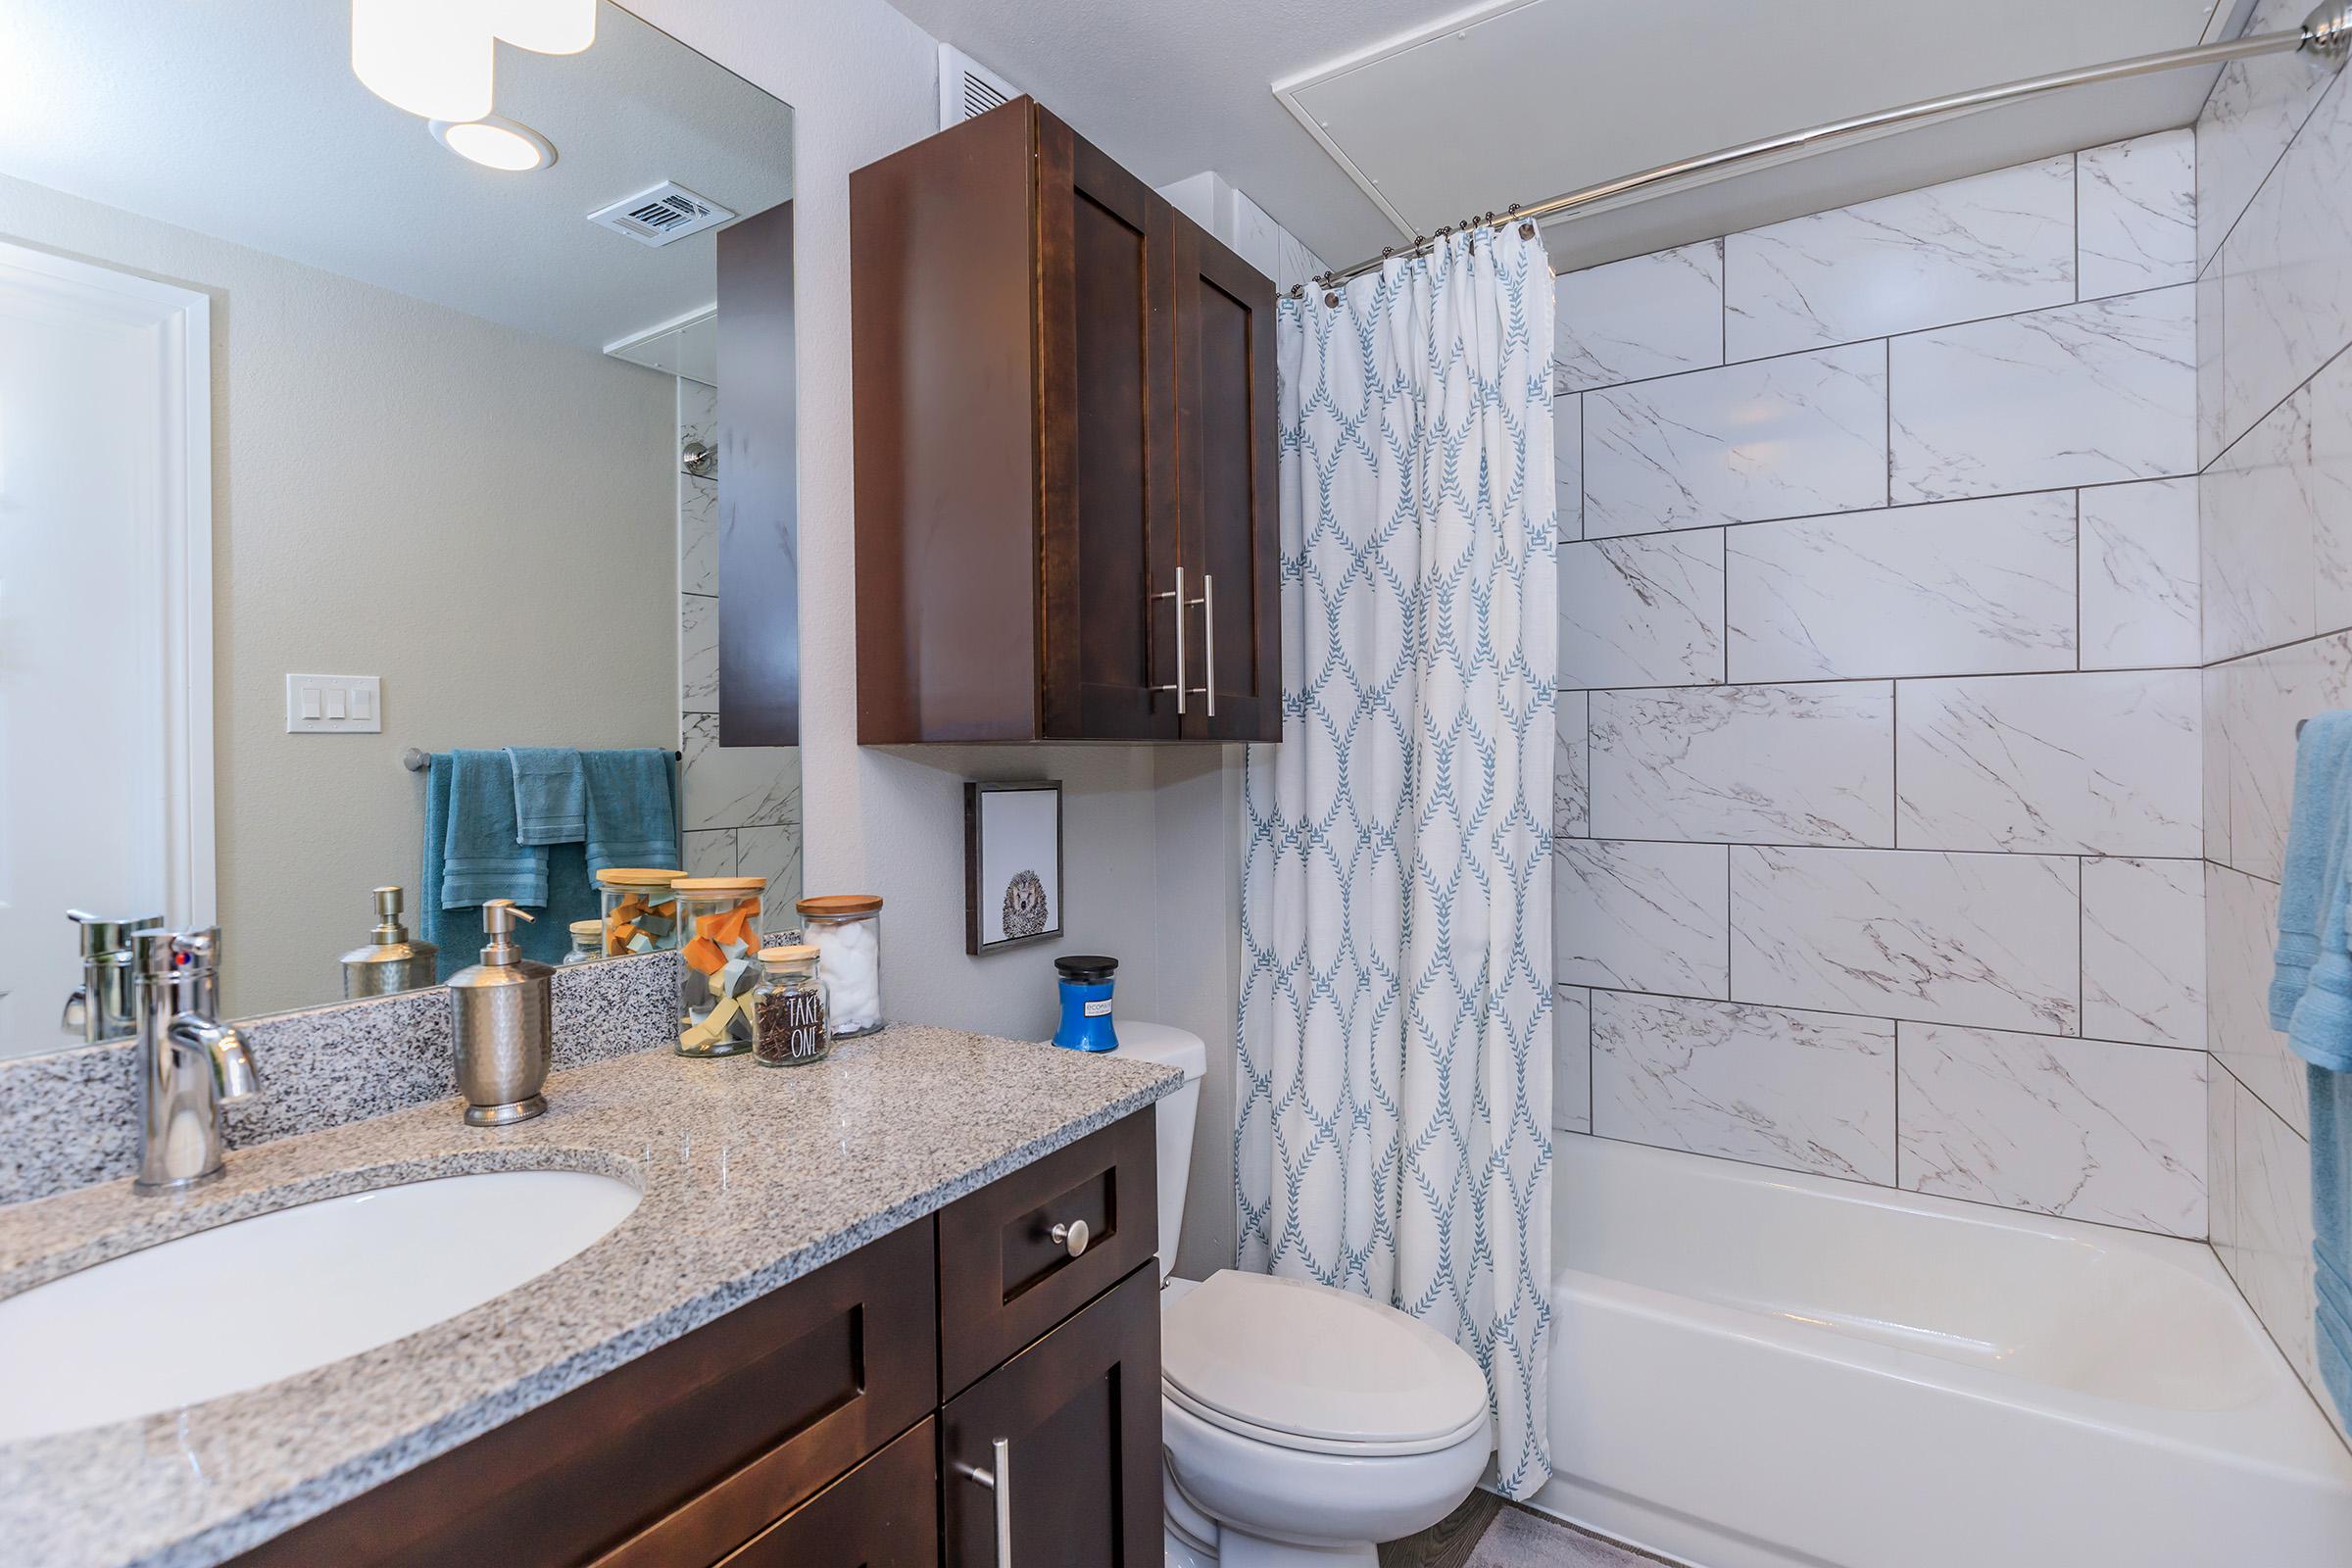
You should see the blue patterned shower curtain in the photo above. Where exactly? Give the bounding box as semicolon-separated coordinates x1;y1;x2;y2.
1237;227;1557;1497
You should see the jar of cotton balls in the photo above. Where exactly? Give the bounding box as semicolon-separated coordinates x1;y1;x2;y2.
795;895;884;1038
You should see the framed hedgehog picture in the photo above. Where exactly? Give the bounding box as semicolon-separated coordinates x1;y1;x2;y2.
964;779;1065;955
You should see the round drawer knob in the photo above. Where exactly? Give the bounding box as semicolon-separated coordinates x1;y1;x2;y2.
1051;1219;1090;1258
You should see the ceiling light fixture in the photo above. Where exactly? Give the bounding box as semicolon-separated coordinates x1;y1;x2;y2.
430;114;559;172
352;0;492;122
487;0;598;57
352;0;596;120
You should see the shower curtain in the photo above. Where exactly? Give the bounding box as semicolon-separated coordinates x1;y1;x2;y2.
1237;225;1557;1497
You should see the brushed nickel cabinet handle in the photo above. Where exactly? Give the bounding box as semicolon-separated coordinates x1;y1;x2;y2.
1050;1219;1090;1258
1195;572;1217;718
1152;565;1188;716
956;1436;1012;1564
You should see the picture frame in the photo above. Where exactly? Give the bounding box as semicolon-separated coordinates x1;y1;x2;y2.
964;780;1064;955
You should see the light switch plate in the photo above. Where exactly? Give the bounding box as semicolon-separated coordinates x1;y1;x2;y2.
286;674;382;734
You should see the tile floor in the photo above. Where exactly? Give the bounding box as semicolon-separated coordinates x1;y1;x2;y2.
1381;1492;1682;1568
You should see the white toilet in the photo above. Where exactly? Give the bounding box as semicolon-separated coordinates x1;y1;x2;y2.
1110;1024;1493;1568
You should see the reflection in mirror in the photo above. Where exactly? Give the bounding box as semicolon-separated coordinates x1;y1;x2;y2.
0;2;800;1054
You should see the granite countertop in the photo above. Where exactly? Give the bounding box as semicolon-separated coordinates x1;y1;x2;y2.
0;1025;1182;1568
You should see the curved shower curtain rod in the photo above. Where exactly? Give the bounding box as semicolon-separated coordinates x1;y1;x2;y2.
1293;0;2352;299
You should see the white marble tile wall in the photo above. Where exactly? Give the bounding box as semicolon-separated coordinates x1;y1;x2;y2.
2200;50;2352;1446
1889;285;2196;503
1552;136;2213;1241
1723;156;2075;362
674;378;802;894
1593;991;1895;1182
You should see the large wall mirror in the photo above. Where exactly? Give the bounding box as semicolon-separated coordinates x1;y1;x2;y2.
0;2;800;1048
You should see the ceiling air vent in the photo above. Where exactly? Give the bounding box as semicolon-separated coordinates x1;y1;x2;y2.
939;43;1019;128
588;181;736;248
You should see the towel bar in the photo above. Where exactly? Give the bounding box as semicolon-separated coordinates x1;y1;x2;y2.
401;748;682;771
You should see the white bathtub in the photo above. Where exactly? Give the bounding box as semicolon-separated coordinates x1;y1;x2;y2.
1531;1136;2352;1568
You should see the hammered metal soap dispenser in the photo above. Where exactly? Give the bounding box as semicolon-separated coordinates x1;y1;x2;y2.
339;885;439;998
449;900;553;1126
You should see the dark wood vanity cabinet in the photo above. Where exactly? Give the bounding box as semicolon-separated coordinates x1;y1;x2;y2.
225;1112;1160;1568
851;96;1278;744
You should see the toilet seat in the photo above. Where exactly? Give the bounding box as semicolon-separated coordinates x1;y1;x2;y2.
1160;1270;1491;1458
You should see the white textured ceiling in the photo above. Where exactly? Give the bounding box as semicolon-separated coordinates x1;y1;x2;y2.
0;0;793;351
885;0;2253;276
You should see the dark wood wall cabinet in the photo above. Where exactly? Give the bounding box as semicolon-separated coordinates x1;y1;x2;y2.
852;97;1280;744
229;1112;1162;1568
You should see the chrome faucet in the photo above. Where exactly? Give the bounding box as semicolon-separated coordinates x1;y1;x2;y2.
61;910;163;1046
130;926;262;1194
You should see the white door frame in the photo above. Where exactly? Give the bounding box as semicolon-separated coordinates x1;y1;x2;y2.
0;239;216;926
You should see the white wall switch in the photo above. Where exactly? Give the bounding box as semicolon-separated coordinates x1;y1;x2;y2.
286;674;382;734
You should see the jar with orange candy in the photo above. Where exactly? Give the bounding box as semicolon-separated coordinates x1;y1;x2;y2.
595;868;684;958
671;876;767;1057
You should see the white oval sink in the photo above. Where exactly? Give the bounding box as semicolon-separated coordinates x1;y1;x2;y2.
0;1169;640;1442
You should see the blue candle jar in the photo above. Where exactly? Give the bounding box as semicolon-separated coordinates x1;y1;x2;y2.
1052;955;1119;1052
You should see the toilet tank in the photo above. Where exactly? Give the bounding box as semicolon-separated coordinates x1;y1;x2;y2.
1106;1022;1205;1279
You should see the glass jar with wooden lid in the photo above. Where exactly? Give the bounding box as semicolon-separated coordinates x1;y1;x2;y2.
796;894;884;1038
674;876;767;1057
595;867;684;958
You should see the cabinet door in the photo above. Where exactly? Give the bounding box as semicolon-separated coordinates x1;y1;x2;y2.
942;1263;1162;1568
1036;109;1181;742
1173;218;1280;742
717;1418;937;1568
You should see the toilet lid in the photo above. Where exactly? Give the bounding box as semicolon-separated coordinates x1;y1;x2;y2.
1160;1270;1490;1452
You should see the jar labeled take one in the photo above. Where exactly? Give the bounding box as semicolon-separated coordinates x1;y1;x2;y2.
795;895;883;1038
752;945;829;1067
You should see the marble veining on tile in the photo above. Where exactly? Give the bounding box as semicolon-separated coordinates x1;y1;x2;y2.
1558;530;1726;689
2081;858;2206;1051
2212;70;2352;458
1554;838;1729;999
1590;682;1892;847
2077;131;2197;299
2079;479;2200;670
1889;285;2196;503
1584;342;1888;536
0;1028;1181;1568
1731;845;2081;1035
679;592;718;714
1725;491;2076;683
1894;669;2201;857
1724;155;2074;362
680;714;800;833
679;474;718;596
1555;691;1590;838
2206;860;2308;1137
1556;391;1584;539
1553;240;1724;393
1592;991;1894;1183
0;956;680;1209
2202;362;2332;663
1896;1022;2207;1236
2213;629;2352;884
2231;1072;2322;1388
1554;985;1592;1135
2197;0;2341;274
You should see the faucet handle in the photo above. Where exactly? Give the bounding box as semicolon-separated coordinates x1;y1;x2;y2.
172;928;224;976
67;909;163;960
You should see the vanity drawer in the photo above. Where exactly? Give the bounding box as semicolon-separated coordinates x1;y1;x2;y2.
229;1218;937;1568
715;1416;938;1568
936;1108;1156;1396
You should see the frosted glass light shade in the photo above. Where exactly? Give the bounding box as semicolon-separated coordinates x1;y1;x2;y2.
491;0;597;55
351;0;492;122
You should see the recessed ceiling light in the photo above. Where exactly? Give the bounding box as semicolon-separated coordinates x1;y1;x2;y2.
430;115;558;172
